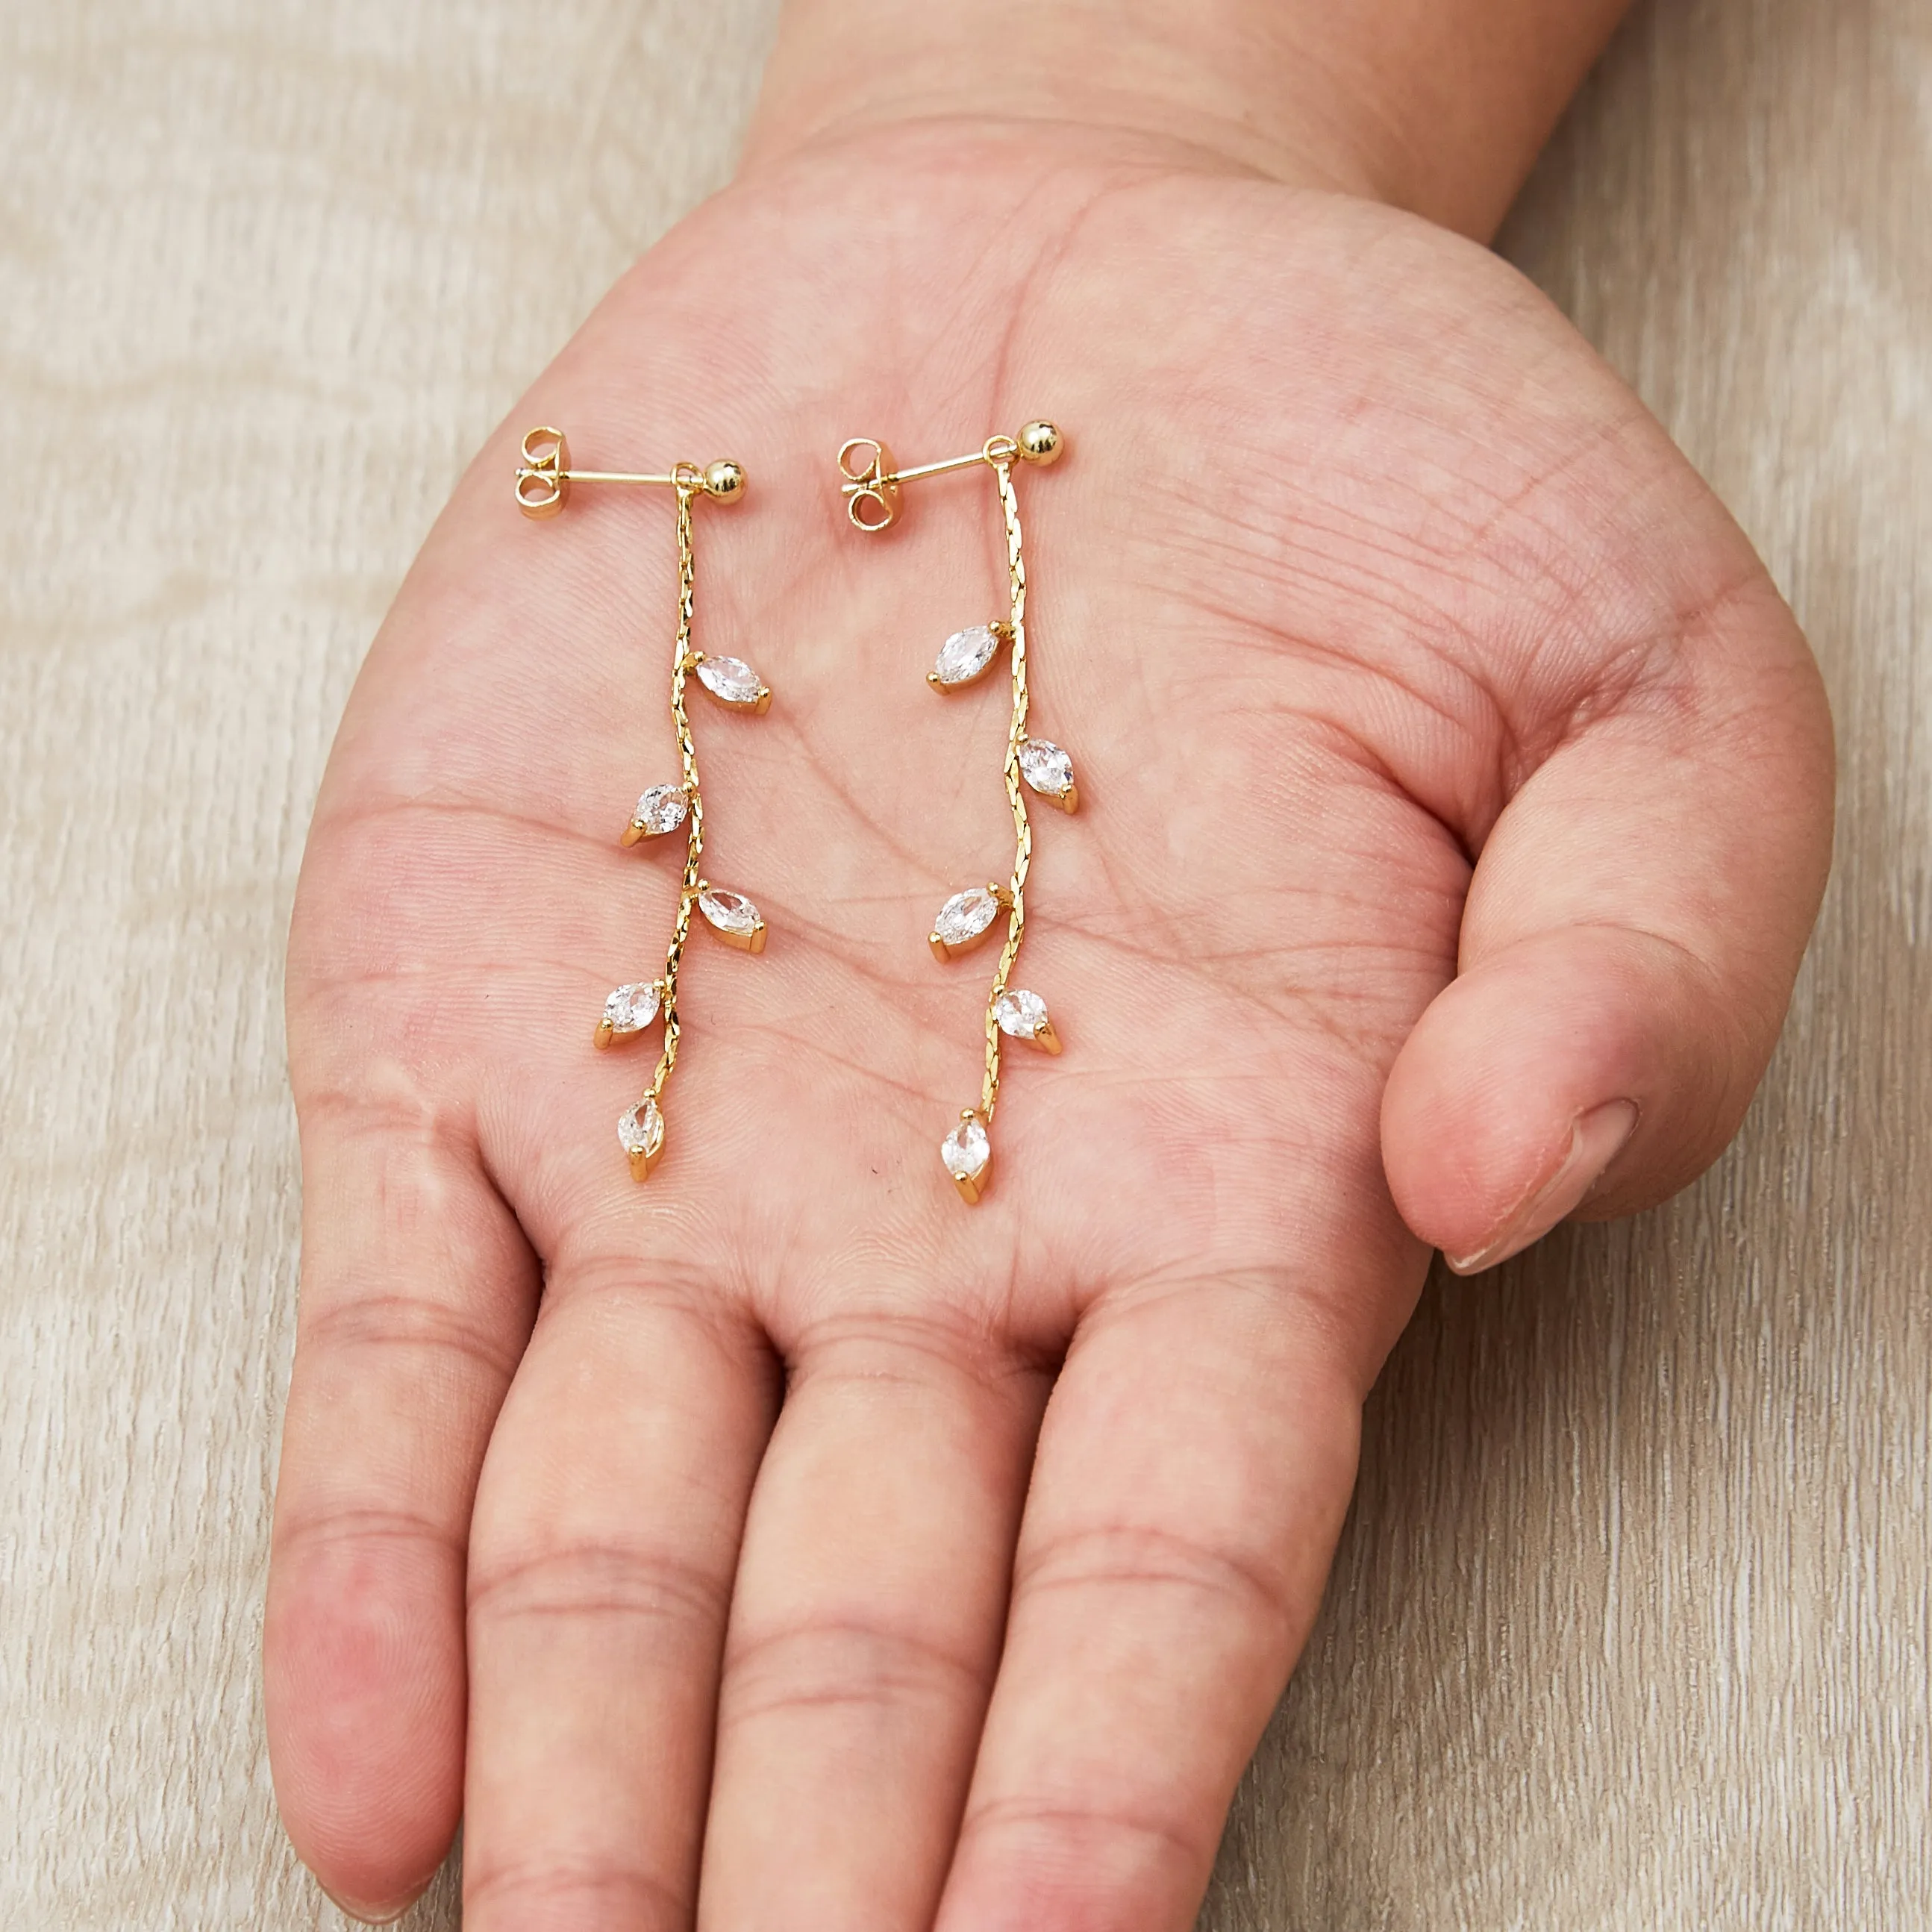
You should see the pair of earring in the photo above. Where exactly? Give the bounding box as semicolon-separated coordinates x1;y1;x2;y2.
514;416;1073;1207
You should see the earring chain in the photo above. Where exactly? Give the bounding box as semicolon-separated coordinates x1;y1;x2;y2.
649;477;704;1109
982;454;1033;1124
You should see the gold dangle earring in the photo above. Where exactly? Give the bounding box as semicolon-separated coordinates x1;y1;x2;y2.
836;421;1073;1204
516;427;772;1182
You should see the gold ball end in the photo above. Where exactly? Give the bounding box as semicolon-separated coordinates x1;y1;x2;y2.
703;459;747;503
1017;420;1063;465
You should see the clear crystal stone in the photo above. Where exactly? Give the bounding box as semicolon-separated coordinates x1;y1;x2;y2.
602;981;660;1035
940;1114;991;1181
932;625;1001;687
696;656;765;706
618;1097;665;1160
994;989;1049;1040
934;886;1001;946
632;784;688;836
698;887;760;937
1017;738;1075;798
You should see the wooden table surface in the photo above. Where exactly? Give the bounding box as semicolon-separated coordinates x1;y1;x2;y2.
2;1;1925;1925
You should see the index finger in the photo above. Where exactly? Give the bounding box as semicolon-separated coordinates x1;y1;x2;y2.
265;1079;538;1921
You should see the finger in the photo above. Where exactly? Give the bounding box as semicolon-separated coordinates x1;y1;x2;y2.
1382;578;1834;1271
698;1310;1049;1932
264;1073;537;1921
934;1278;1366;1932
461;1271;775;1932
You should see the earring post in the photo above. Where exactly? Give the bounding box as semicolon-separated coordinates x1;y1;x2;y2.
884;450;999;487
514;432;748;515
834;423;1056;534
545;468;684;487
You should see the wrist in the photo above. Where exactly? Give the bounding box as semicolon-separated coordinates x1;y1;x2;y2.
743;0;1633;240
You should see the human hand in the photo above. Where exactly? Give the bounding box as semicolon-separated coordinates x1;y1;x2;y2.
263;7;1833;1928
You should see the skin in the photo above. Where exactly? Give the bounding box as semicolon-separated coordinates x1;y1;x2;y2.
263;3;1836;1927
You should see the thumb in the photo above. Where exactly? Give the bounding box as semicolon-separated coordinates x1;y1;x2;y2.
1381;581;1833;1274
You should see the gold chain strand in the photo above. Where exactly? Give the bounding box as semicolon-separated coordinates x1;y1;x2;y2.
516;430;756;1181
648;476;704;1109
982;453;1032;1124
832;419;1063;1203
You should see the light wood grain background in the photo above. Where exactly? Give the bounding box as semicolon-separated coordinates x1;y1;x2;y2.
1;1;1925;1926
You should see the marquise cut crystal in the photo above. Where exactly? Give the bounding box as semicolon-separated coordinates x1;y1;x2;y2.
934;887;1001;948
993;989;1049;1040
931;625;1001;687
698;887;761;938
602;981;661;1036
1017;738;1075;798
631;784;689;837
618;1096;665;1160
696;656;766;707
940;1114;991;1182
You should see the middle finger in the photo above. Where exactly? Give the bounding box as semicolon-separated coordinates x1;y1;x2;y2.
697;1301;1050;1932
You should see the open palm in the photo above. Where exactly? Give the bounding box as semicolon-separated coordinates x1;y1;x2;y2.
265;125;1831;1931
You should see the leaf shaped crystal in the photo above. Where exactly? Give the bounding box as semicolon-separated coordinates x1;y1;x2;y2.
618;1096;665;1161
994;989;1048;1040
1017;738;1075;799
931;625;1001;688
602;981;661;1037
698;887;763;940
933;886;1002;949
695;655;768;708
631;784;689;837
940;1113;991;1184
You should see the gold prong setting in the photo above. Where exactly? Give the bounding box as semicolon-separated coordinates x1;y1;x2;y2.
693;652;774;714
928;623;1007;690
697;884;768;954
619;1096;666;1179
993;989;1061;1054
940;1110;992;1203
1018;738;1078;813
624;783;691;845
930;883;1010;960
597;980;664;1049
